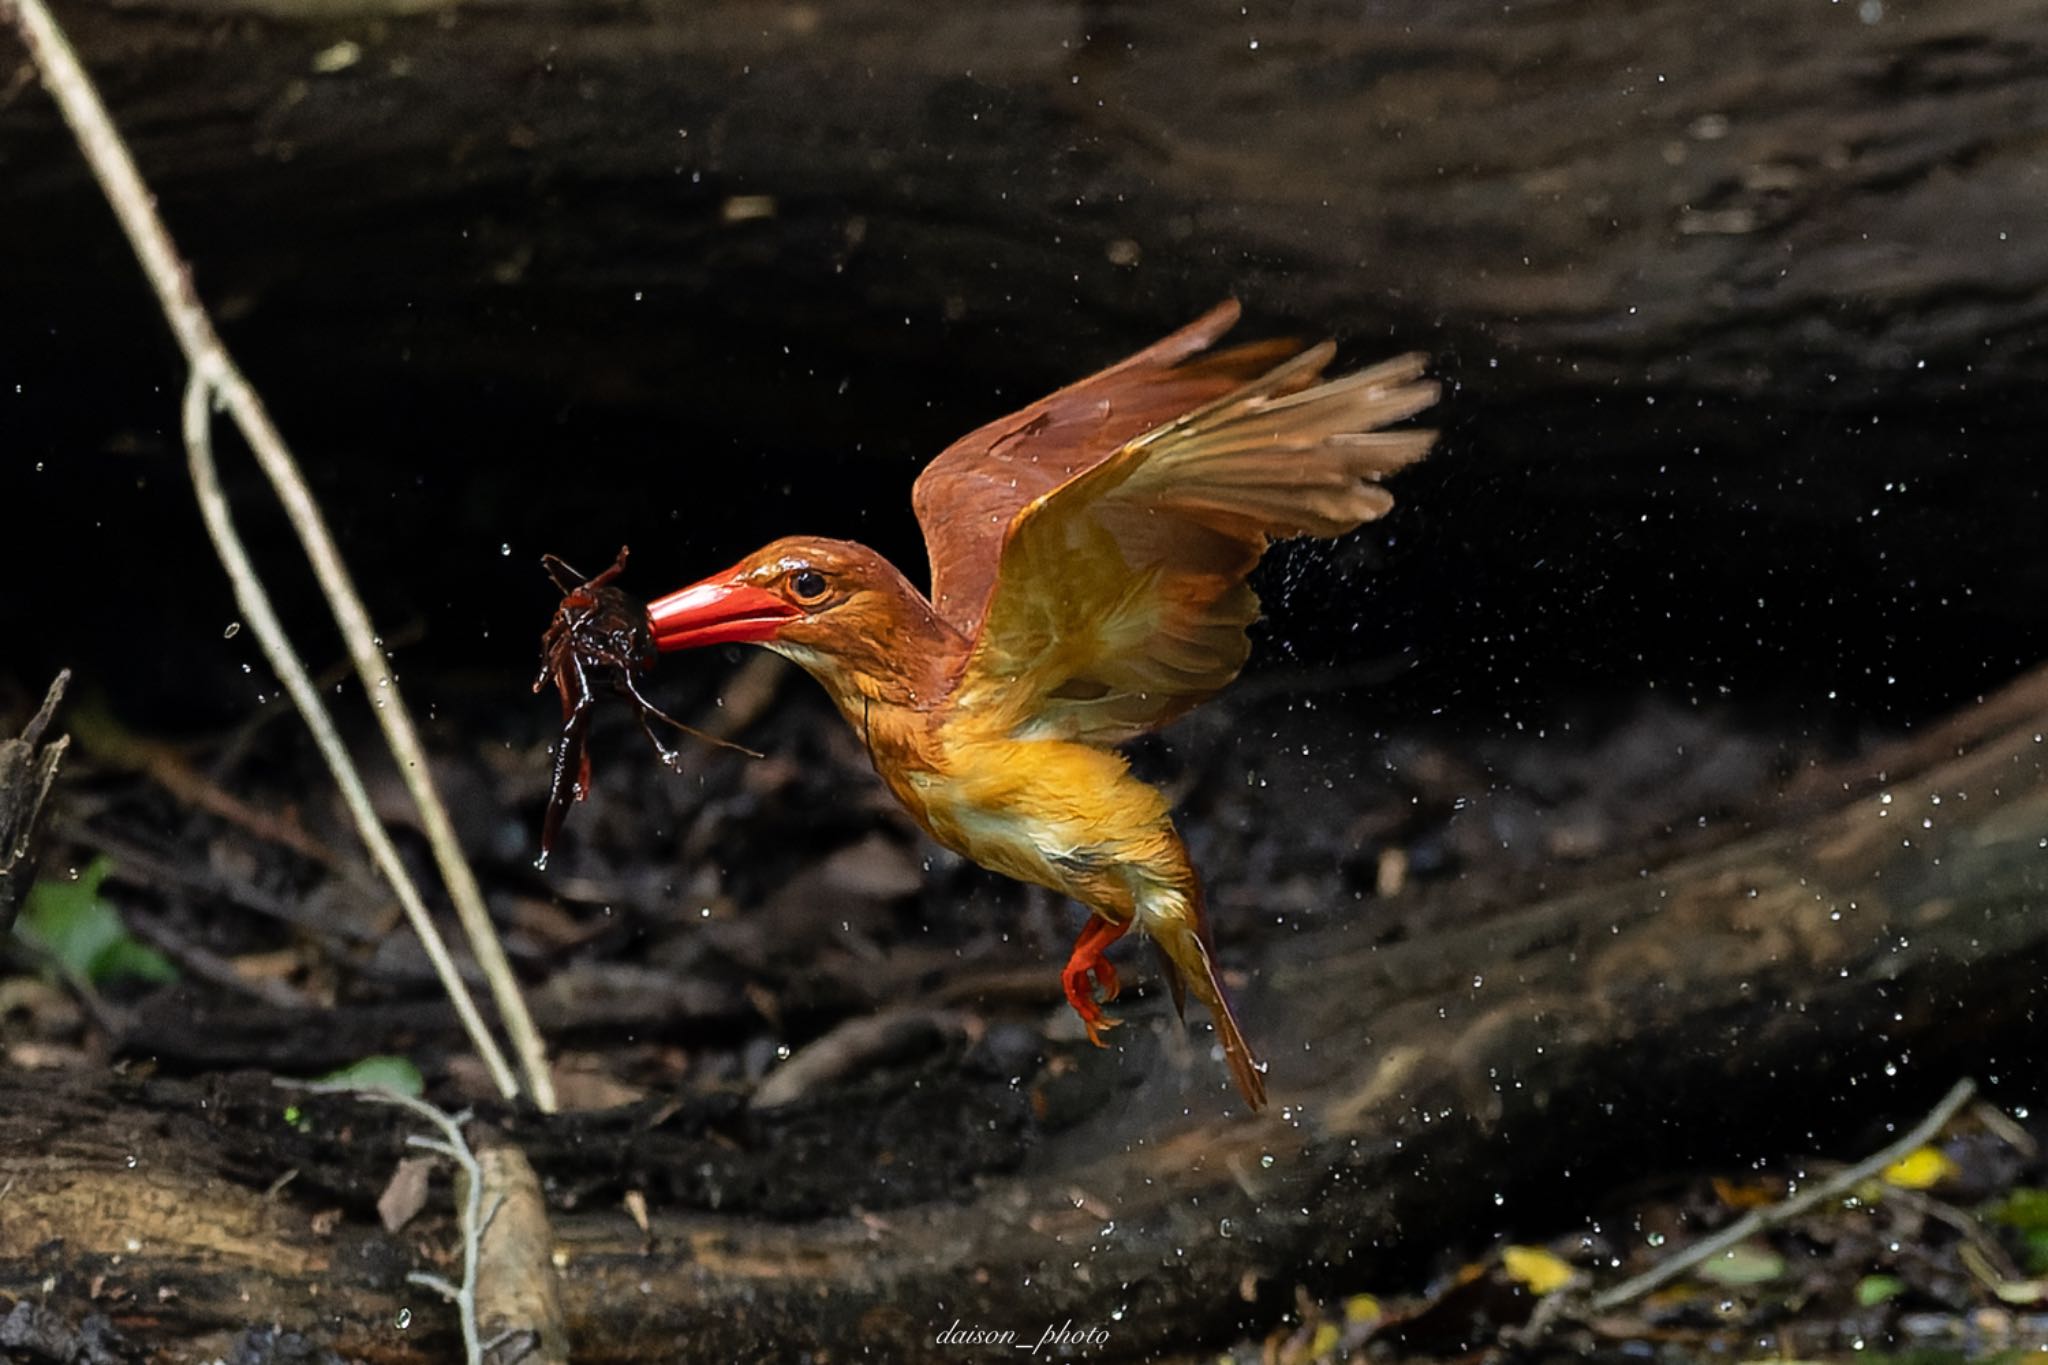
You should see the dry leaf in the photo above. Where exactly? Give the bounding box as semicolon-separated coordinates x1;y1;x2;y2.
378;1156;435;1232
1711;1175;1783;1209
1696;1241;1785;1287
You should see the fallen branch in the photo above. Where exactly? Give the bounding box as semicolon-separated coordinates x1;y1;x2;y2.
2;652;2043;1362
1588;1077;1979;1311
472;1144;570;1365
288;1081;497;1364
0;0;555;1109
0;671;68;934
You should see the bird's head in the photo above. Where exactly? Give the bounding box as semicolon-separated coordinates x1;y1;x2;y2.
646;536;960;708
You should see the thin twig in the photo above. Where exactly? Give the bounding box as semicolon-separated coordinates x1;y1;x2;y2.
123;899;312;1011
1973;1099;2039;1160
3;0;555;1109
68;705;345;869
1590;1077;1978;1310
286;1080;487;1365
0;932;127;1042
52;817;374;945
1881;1185;2024;1284
181;373;518;1099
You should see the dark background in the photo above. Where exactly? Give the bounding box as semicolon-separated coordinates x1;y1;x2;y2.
4;0;2043;747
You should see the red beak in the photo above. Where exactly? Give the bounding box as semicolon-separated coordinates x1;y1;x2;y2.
646;575;803;652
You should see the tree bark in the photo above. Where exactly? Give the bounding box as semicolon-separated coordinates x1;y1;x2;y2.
4;664;2044;1362
0;673;69;935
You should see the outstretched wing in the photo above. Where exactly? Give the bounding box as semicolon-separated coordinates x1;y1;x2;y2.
913;301;1296;635
949;336;1438;744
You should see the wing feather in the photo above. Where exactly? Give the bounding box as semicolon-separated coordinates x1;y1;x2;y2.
952;338;1439;743
913;301;1299;635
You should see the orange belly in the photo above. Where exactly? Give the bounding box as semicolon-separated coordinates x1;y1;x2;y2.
892;736;1179;919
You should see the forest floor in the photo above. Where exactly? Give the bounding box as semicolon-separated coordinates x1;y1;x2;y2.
5;646;2045;1363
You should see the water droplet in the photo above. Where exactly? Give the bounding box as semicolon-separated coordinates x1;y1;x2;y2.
396;1308;412;1329
223;621;241;639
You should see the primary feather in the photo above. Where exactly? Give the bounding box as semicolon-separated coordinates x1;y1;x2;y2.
947;326;1438;744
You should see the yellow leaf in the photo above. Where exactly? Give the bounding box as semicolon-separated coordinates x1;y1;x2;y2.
1342;1293;1382;1324
1307;1322;1342;1358
1881;1145;1960;1190
1503;1244;1576;1295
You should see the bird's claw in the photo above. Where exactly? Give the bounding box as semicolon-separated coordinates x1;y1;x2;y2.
1062;956;1123;1047
1080;1010;1120;1049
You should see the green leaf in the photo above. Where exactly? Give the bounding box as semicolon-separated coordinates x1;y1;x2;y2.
94;937;179;984
2023;1230;2048;1278
17;858;116;971
1982;1190;2048;1275
1696;1242;1785;1287
314;1056;425;1098
15;857;177;985
1990;1188;2048;1235
1856;1274;1905;1306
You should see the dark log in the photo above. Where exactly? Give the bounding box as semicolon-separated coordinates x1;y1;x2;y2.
3;0;2042;399
4;663;2044;1362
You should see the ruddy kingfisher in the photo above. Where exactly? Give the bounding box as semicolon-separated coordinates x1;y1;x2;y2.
593;302;1437;1110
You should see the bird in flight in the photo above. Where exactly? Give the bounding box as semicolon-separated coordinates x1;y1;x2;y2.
563;301;1438;1110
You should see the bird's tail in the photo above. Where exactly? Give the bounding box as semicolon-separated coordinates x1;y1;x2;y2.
1146;880;1268;1111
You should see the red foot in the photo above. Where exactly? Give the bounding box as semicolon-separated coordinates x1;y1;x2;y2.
1060;916;1131;1048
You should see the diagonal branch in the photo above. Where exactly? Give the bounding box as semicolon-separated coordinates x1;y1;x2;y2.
1588;1077;1980;1311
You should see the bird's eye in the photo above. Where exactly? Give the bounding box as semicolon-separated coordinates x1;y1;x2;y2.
789;569;829;603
